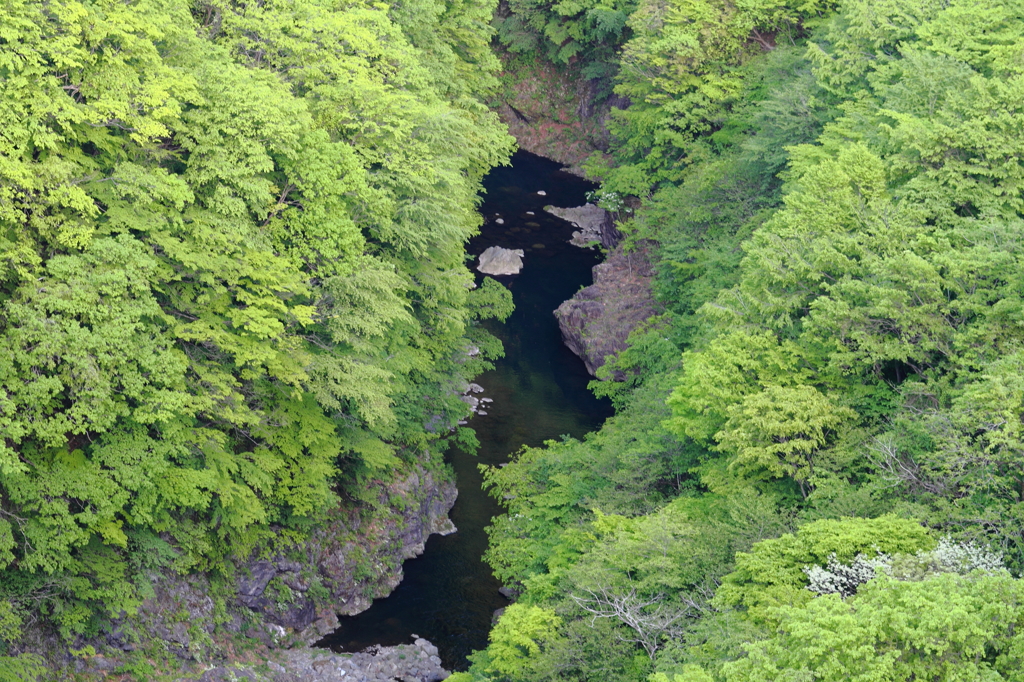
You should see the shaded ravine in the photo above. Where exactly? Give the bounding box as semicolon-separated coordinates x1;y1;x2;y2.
318;151;613;669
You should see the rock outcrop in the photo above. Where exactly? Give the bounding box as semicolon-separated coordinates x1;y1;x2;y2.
76;637;449;681
182;639;449;682
477;246;524;275
544;203;621;248
233;465;458;645
493;56;628;174
46;461;459;680
554;244;658;377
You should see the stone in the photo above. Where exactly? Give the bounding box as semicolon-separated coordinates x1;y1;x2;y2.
536;190;546;196
495;218;504;224
170;622;191;647
554;244;658;378
238;560;278;598
477;246;524;276
167;640;452;682
544;203;621;248
86;655;118;672
431;517;457;536
495;60;628;171
198;667;261;682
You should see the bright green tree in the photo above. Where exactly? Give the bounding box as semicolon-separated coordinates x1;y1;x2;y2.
724;572;1024;682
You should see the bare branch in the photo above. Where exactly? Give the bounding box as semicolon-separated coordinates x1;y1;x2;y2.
569;580;696;660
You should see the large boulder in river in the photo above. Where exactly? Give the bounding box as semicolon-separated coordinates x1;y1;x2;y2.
477;246;524;275
554;244;658;378
545;203;621;248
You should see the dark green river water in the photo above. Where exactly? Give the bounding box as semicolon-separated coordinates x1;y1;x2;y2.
318;151;613;669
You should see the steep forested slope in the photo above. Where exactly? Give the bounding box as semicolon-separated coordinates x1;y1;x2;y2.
0;0;512;674
457;0;1024;680
6;0;1024;678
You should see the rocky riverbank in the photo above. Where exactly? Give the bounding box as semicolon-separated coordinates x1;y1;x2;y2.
175;638;449;682
32;461;459;680
554;244;658;377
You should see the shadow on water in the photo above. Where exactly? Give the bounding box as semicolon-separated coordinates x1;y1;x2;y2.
317;151;614;670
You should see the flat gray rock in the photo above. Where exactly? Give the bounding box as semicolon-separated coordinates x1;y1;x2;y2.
477;246;524;276
544;203;616;247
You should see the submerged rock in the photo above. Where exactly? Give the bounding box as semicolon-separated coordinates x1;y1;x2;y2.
477;246;525;276
554;244;658;378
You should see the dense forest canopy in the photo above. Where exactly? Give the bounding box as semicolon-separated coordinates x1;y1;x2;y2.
0;0;512;672
455;0;1024;680
4;0;1024;679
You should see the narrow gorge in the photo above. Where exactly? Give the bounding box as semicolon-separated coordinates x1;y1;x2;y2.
317;151;617;670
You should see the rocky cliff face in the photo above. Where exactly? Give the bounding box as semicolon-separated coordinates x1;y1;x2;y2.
554;244;658;377
53;462;458;680
230;464;457;645
310;466;458;622
494;57;627;173
192;639;450;682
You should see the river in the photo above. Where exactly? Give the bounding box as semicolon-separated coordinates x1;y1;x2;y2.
317;151;614;669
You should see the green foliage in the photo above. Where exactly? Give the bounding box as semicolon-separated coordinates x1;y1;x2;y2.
593;0;835;192
483;604;563;677
651;0;1024;553
716;385;856;492
714;516;935;625
471;0;1024;678
496;0;639;72
725;572;1024;682
468;482;790;681
482;370;690;587
6;0;1024;676
0;601;20;644
0;654;46;682
0;601;44;681
0;0;511;642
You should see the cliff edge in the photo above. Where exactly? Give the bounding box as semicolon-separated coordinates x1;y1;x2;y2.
554;245;658;378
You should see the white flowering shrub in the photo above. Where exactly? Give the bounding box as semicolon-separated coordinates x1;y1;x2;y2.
804;552;892;598
804;537;1006;598
891;537;1006;581
933;537;1004;572
585;190;631;214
